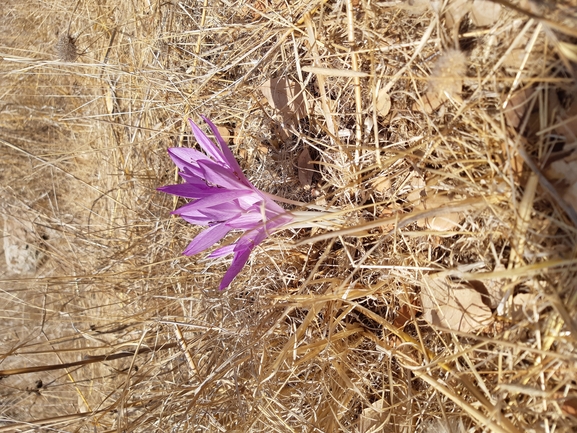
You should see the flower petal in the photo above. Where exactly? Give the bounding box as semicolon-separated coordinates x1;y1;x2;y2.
180;213;213;226
219;247;251;290
209;244;235;258
157;183;212;199
225;212;263;230
188;119;227;165
183;223;231;256
198;207;241;222
201;115;251;186
174;190;246;217
218;228;269;290
199;159;251;190
167;147;208;171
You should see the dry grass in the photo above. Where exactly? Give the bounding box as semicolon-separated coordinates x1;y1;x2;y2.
1;0;577;431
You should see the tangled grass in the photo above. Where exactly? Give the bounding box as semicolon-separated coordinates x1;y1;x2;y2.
1;0;577;431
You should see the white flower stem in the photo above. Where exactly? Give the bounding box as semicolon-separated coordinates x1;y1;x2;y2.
263;192;338;212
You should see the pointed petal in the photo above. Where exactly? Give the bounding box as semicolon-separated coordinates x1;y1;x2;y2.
198;206;241;222
219;247;251;290
174;190;244;217
157;183;212;199
225;212;263;230
188;119;227;165
180;212;212;226
218;228;271;290
199;159;250;190
183;223;231;256
167;147;207;171
208;244;235;258
201;115;250;185
178;171;215;191
234;228;269;252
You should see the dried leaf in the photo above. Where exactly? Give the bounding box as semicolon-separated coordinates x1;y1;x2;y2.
425;211;461;231
511;292;538;321
233;124;246;146
375;87;391;117
260;77;307;136
502;48;528;69
257;144;269;156
470;0;501;27
469;270;506;309
421;195;463;232
546;156;577;184
561;397;577;416
372;176;391;193
420;275;492;332
359;389;410;433
500;136;524;179
393;304;412;329
216;125;232;144
3;216;42;275
297;147;314;188
413;90;444;114
555;98;577;142
503;88;534;129
444;0;470;30
105;87;115;114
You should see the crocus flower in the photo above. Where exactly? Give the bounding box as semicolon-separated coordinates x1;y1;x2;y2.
158;116;295;290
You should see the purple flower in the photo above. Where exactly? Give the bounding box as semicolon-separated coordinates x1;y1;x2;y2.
158;116;294;290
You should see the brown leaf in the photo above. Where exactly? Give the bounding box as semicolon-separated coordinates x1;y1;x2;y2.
260;77;307;138
375;87;391;117
561;397;577;416
444;0;471;30
297;147;314;188
420;275;492;332
216;125;232;144
503;88;534;129
420;194;463;232
469;271;505;309
511;292;538;321
372;176;391;194
555;98;577;142
413;91;444;114
470;0;501;27
393;304;412;329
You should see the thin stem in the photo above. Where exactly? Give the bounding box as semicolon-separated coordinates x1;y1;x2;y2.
262;192;339;212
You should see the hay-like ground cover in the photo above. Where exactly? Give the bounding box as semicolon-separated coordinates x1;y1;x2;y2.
1;0;577;431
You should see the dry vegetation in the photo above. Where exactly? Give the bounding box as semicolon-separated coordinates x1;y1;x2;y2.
1;0;577;431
